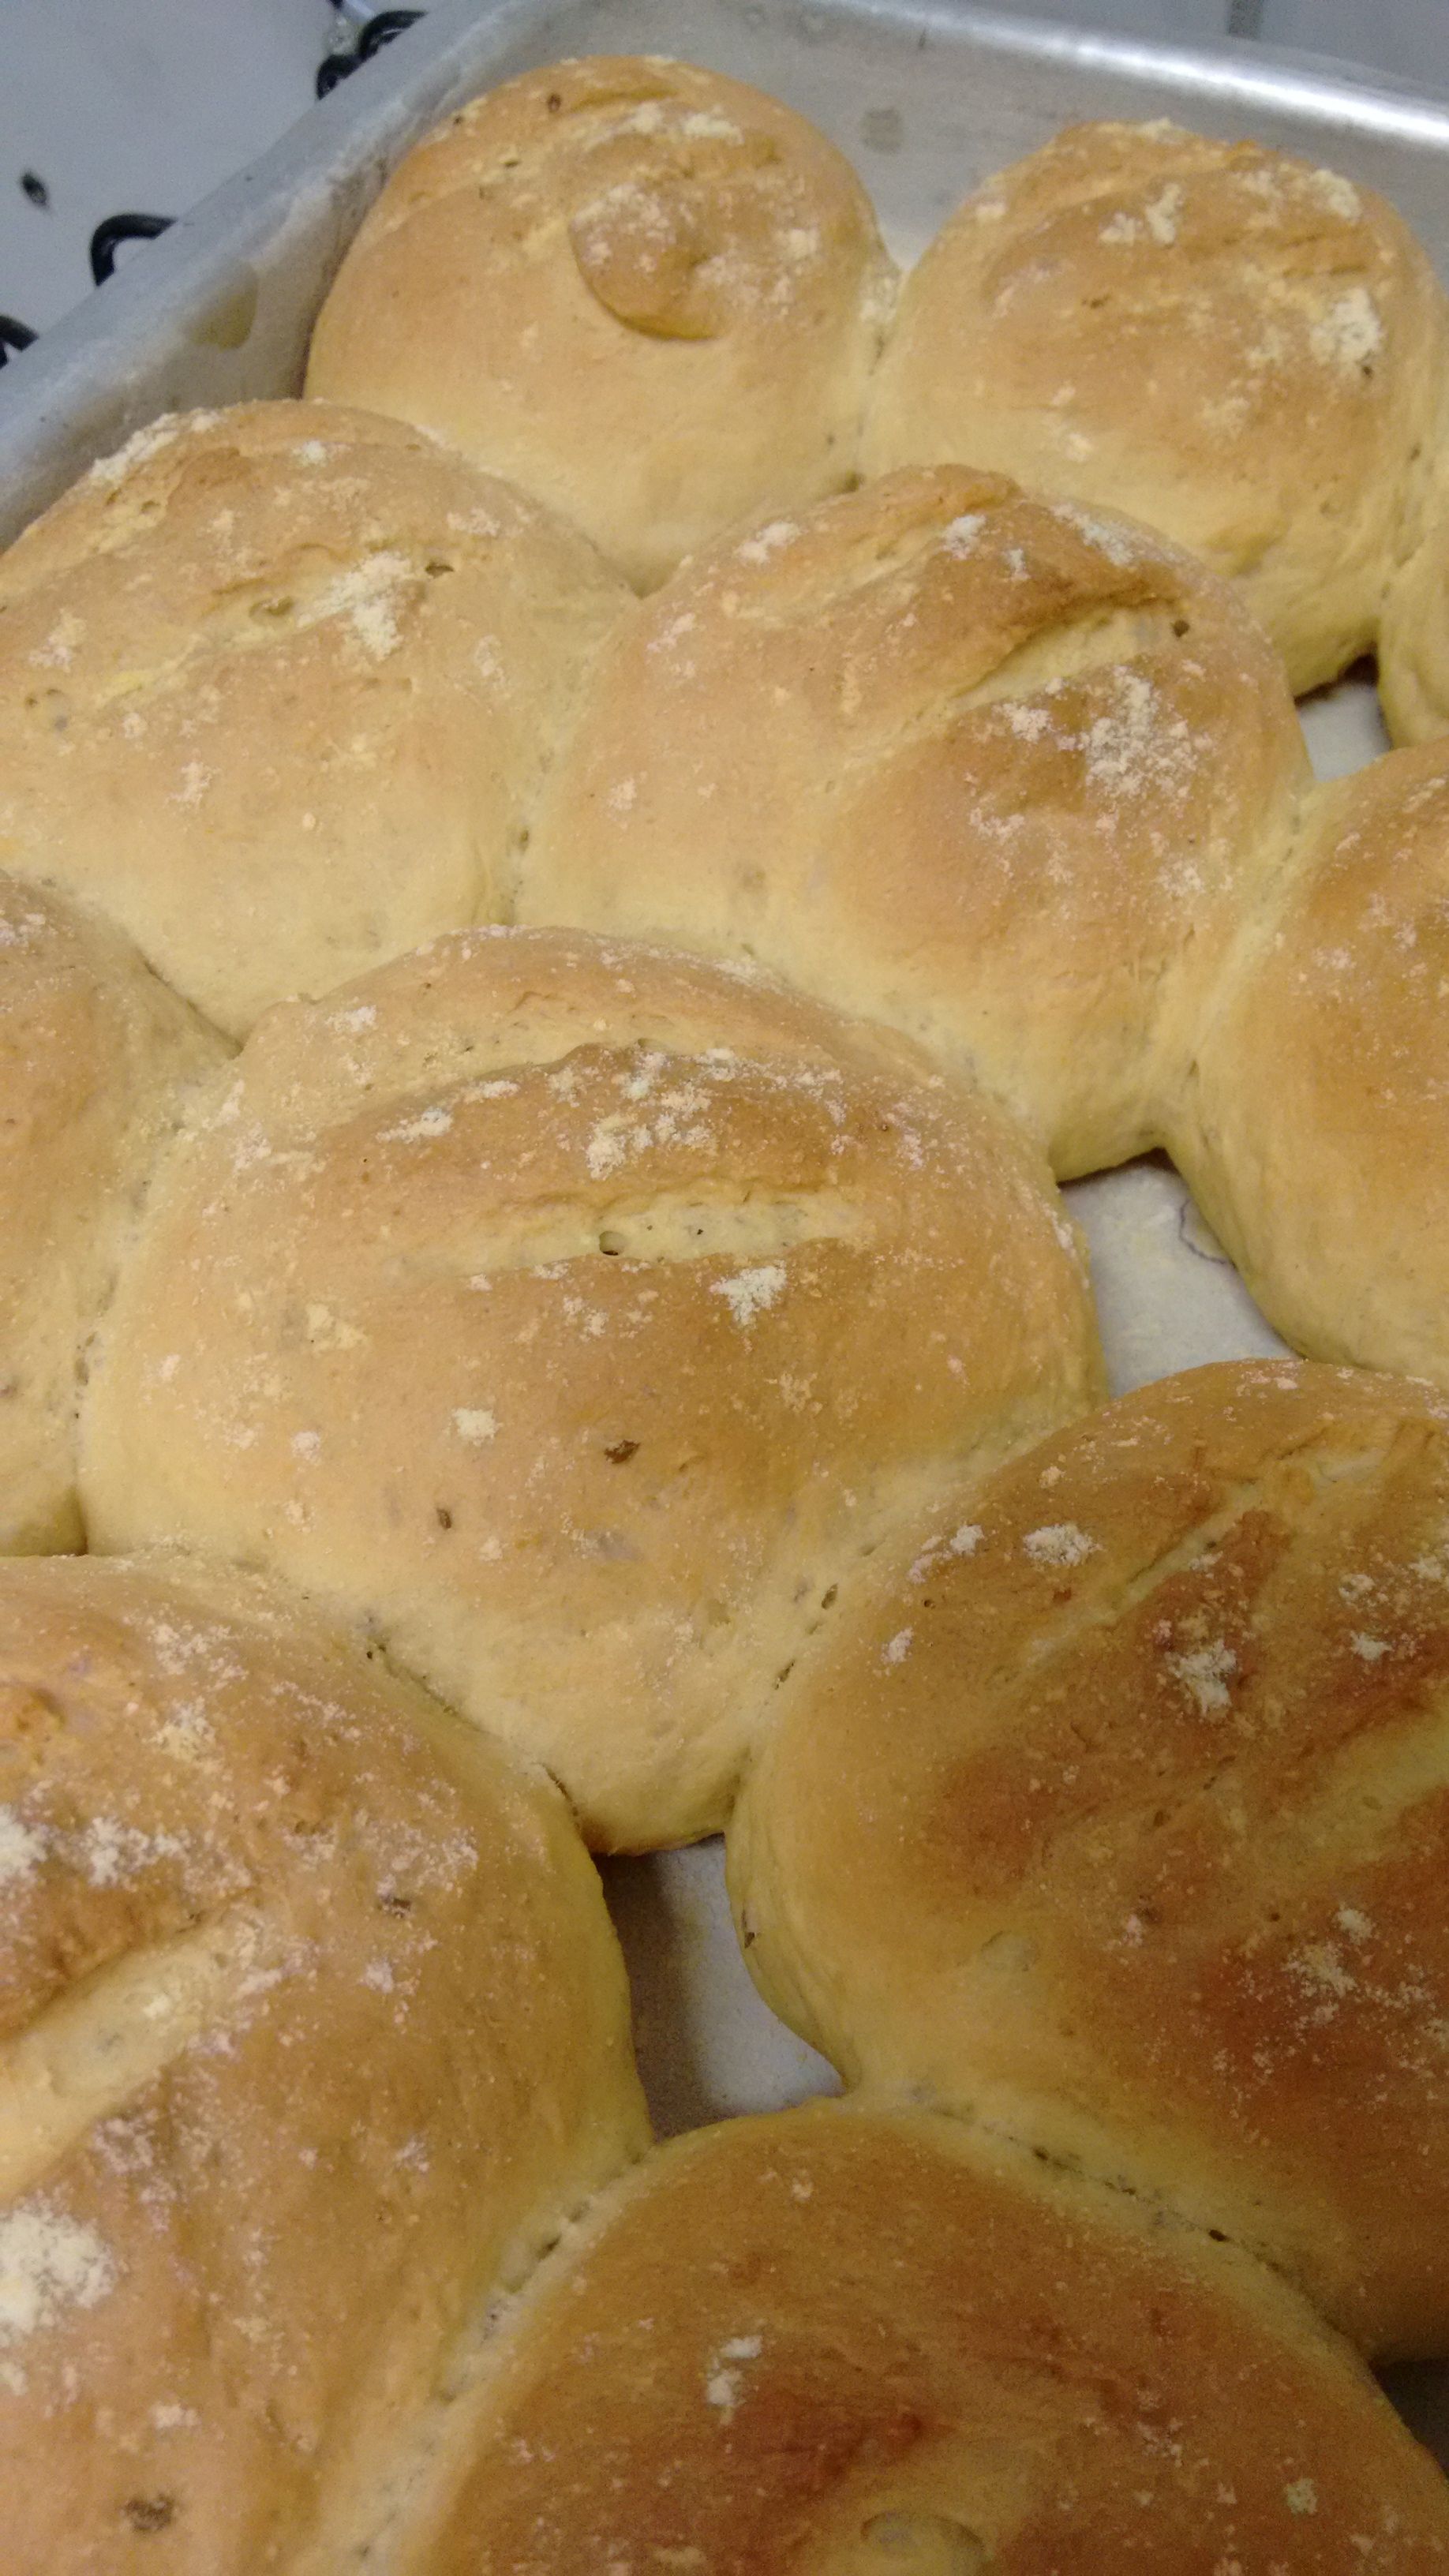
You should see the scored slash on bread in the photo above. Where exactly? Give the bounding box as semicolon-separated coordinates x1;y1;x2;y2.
75;927;1101;1852
519;466;1309;1183
0;1553;646;2573
728;1359;1449;2357
862;118;1449;701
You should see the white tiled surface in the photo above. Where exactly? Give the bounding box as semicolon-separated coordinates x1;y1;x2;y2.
1;0;1446;350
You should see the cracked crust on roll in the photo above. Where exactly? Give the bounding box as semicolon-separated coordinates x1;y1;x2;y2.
76;927;1101;1852
305;57;897;590
413;2099;1449;2573
520;468;1309;1178
863;122;1449;694
0;874;225;1554
0;402;627;1037
0;1552;646;2576
728;1360;1449;2357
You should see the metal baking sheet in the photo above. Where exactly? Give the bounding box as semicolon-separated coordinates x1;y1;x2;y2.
0;0;1443;2466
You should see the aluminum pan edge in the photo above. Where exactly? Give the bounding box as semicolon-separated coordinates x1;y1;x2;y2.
3;0;1449;547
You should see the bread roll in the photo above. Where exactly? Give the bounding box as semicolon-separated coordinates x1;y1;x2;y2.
0;1552;646;2576
420;2099;1449;2570
0;874;224;1555
730;1361;1449;2357
77;927;1101;1852
1170;739;1449;1386
862;122;1449;693
305;56;896;590
0;402;627;1036
520;468;1308;1178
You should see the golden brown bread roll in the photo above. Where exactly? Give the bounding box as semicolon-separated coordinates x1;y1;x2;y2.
75;927;1101;1853
861;121;1449;694
0;401;627;1037
0;1551;646;2576
419;2099;1449;2570
519;467;1309;1178
729;1361;1449;2358
1170;739;1449;1387
305;56;896;591
0;873;225;1555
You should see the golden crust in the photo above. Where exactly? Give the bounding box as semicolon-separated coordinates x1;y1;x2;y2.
422;2099;1449;2571
520;467;1308;1178
1172;740;1449;1385
0;1551;646;2576
729;1361;1449;2357
863;121;1449;692
0;874;225;1554
75;926;1101;1853
305;56;897;590
0;401;627;1036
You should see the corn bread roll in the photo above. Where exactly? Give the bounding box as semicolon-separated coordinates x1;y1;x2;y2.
418;2099;1449;2572
1170;739;1449;1387
305;56;897;591
0;1552;646;2576
730;1361;1449;2358
77;927;1101;1852
862;122;1449;694
520;468;1308;1178
0;874;224;1555
0;402;627;1037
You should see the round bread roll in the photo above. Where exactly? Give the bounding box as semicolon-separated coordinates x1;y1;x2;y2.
421;2099;1449;2570
730;1361;1449;2357
519;468;1308;1178
0;401;627;1037
0;874;224;1556
1170;739;1449;1387
76;927;1102;1852
0;1551;646;2576
862;122;1449;694
305;56;897;591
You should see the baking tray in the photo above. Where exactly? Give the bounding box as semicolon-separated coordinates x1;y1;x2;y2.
2;0;1446;2462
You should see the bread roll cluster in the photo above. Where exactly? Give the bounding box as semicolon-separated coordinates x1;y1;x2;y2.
863;121;1449;701
2;47;1449;2570
305;72;1449;732
523;466;1449;1385
522;466;1309;1179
